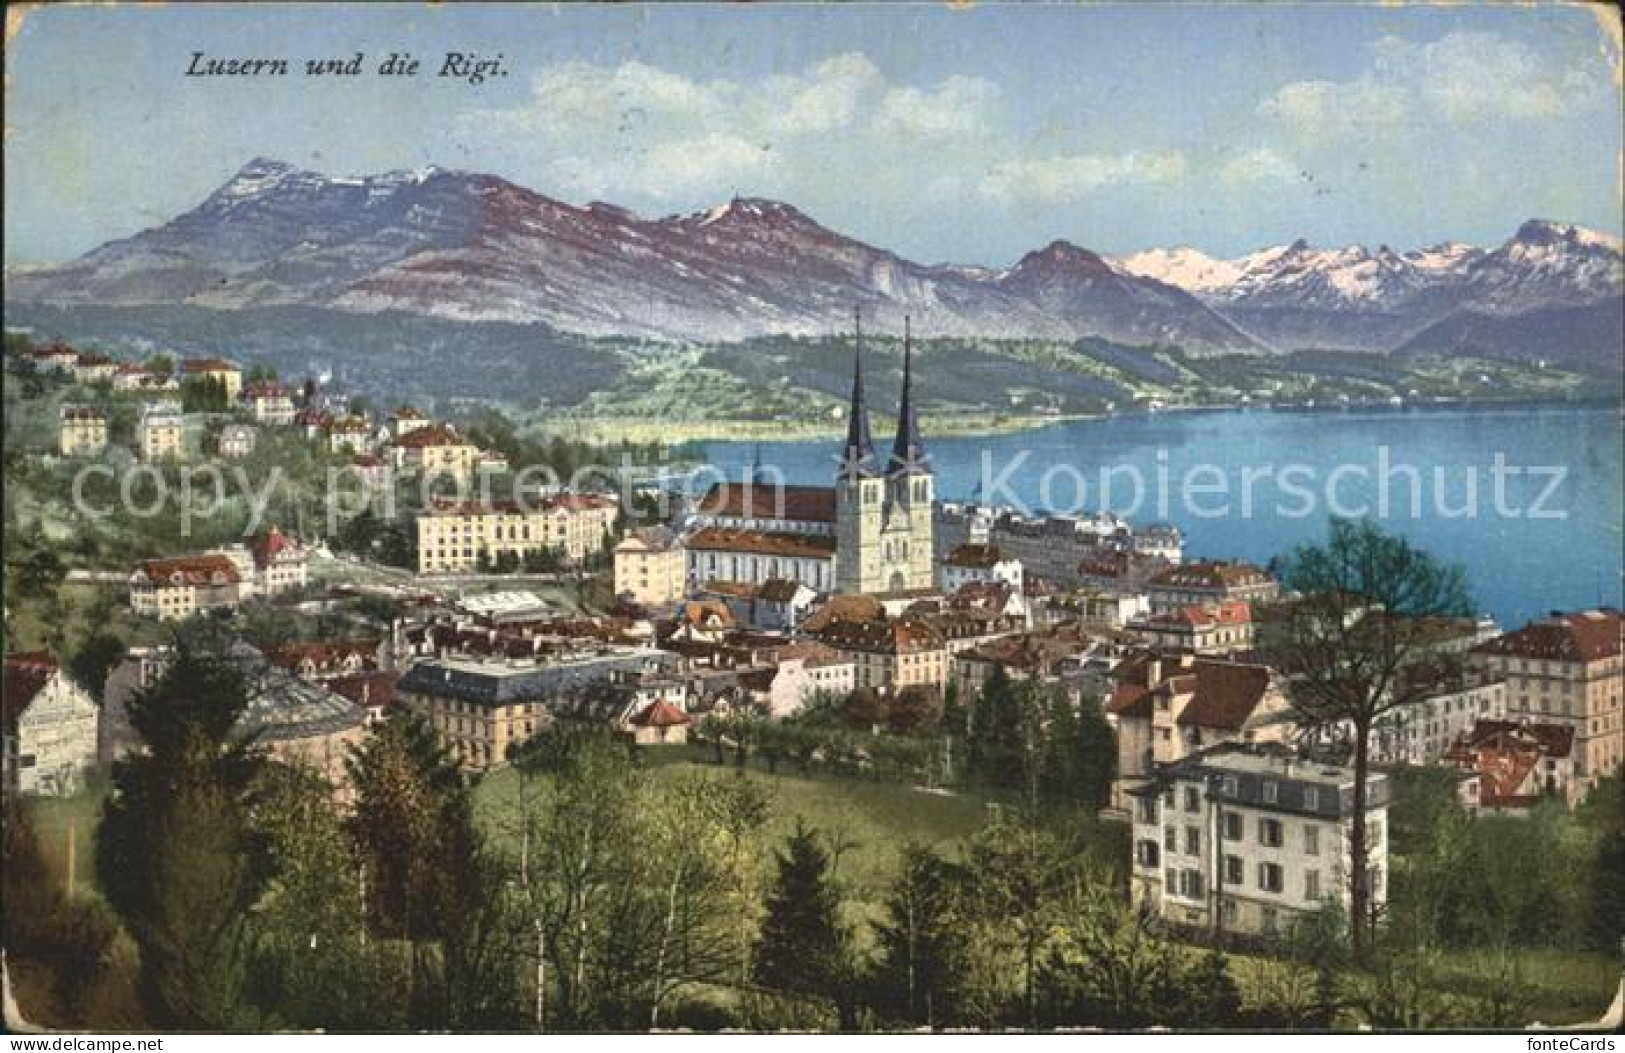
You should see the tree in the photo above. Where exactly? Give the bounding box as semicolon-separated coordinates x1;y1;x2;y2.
243;761;400;1030
754;821;856;1026
1262;518;1471;961
966;665;1023;789
1071;693;1118;814
871;845;971;1027
97;643;266;1028
345;714;513;1028
69;631;127;699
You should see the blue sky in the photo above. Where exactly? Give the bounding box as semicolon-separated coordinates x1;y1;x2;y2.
5;3;1620;266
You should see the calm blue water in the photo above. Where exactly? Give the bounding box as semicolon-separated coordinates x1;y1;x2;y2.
702;405;1624;628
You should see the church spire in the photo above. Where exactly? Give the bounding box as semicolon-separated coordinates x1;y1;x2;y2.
888;314;928;476
839;307;879;480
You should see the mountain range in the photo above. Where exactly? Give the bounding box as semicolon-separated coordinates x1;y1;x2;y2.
8;158;1622;370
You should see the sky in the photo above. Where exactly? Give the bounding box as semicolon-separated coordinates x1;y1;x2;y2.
5;2;1621;268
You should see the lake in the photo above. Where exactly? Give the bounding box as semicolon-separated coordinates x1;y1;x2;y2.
701;403;1624;629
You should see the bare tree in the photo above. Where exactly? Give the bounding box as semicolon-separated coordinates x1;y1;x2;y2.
1264;518;1470;962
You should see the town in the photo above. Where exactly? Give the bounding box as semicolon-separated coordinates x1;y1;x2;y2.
4;324;1621;1032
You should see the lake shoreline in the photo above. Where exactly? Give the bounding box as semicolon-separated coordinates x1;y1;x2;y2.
541;393;1623;446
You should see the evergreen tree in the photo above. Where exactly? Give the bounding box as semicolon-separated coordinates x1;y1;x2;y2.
97;644;266;1028
1072;693;1118;814
754;821;855;1023
871;845;970;1027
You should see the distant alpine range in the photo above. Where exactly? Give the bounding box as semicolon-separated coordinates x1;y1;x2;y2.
8;158;1621;368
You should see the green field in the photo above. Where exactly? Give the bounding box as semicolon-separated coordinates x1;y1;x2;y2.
475;749;998;914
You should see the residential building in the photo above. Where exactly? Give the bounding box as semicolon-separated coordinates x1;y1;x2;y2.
1108;652;1295;785
1469;608;1623;794
129;553;241;619
58;405;108;457
112;363;177;393
391;405;431;439
136;402;185;460
1128;743;1390;937
1370;667;1506;766
936;505;1183;587
415;495;619;574
387;422;481;483
938;543;1024;595
73;352;116;384
250;526;309;597
30;342;79;373
1126;601;1254;655
1445;720;1578;812
740;642;856;716
326;414;372;453
180;357;242;401
2;653;99;796
217;423;258;458
614;526;687;605
396;647;673;770
812;616;949;692
240;380;296;425
1147;561;1279;614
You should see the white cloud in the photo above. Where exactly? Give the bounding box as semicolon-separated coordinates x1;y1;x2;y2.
1260;30;1603;136
979;150;1188;204
1220;147;1300;185
875;75;1000;139
770;53;886;135
464;54;1001;206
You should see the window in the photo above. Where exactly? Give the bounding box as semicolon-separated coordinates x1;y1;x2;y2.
1304;870;1321;901
1179;869;1205;899
1163;788;1175;808
1258;818;1283;847
1137;797;1157;824
1262;779;1278;804
1261;906;1279;935
1222;775;1238;795
1165;867;1177;892
1164;826;1177;852
1304;825;1320;856
1304;786;1320;810
1224;855;1244;885
1136;841;1160;868
1185;826;1201;855
1184;786;1200;813
1224;812;1243;841
1258;862;1284;893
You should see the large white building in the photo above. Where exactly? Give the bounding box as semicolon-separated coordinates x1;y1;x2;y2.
1128;743;1389;938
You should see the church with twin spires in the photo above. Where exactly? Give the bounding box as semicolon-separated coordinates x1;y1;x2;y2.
834;314;934;594
685;313;935;596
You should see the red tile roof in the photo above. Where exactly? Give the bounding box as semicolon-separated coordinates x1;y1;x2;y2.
1473;609;1622;663
1175;661;1273;729
945;543;1005;569
631;699;692;727
3;652;59;732
251;526;299;569
134;554;241;586
181;357;238;373
1151;560;1273;590
698;482;837;524
685;526;836;560
389;422;470;449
